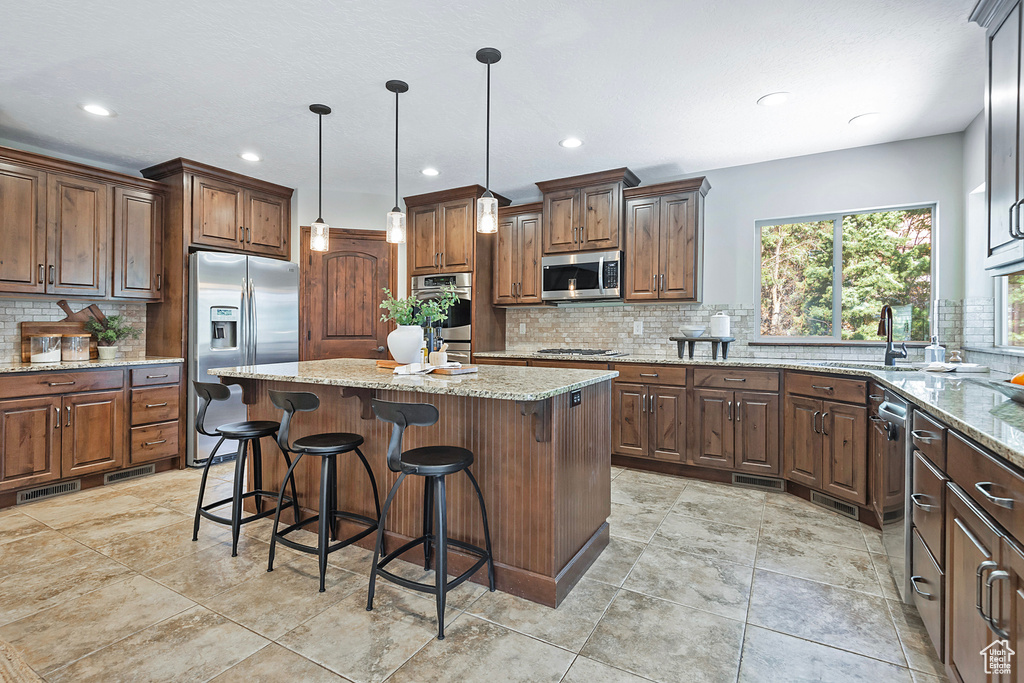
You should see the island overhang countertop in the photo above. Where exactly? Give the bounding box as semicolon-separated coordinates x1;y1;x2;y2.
209;358;618;402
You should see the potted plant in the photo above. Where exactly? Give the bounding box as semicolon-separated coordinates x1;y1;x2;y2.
85;315;142;360
379;285;459;364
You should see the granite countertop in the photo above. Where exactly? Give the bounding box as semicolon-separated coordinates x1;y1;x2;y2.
477;350;1024;470
0;356;184;374
208;358;619;402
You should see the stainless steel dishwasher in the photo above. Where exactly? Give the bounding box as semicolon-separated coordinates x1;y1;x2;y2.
877;390;913;603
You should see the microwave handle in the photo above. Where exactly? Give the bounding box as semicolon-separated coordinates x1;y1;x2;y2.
598;255;604;291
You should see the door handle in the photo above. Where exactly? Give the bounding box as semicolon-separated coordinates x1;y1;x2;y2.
911;430;936;443
727;400;733;421
910;493;937;512
977;559;998;626
641;393;646;413
652;273;657;292
156;273;162;291
48;265;55;284
869;394;883;402
376;346;385;353
65;405;71;427
986;569;1011;638
1010;203;1017;240
54;406;60;429
240;225;245;241
910;575;934;600
650;395;656;414
975;482;1015;509
660;273;665;291
249;278;258;363
38;264;44;284
812;410;821;434
439;251;444;267
821;412;829;436
735;401;741;422
247;227;252;243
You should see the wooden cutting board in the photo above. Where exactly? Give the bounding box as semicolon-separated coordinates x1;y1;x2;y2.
20;321;98;362
431;365;478;375
376;360;403;369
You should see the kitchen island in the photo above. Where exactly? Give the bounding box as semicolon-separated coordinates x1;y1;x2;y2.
209;358;617;606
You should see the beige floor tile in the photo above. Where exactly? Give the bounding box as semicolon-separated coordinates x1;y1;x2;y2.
872;553;902;600
277;586;436;683
46;605;267;683
95;518;231;571
560;655;653;683
326;542;377;574
608;503;670;543
747;569;906;666
17;489;143;529
761;498;868;551
584;535;646;586
0;574;194;674
611;476;683;510
651;512;759;566
755;535;882;596
203;559;365;639
738;624;913;682
144;536;290;601
388;615;575;683
159;479;236;514
670;480;765;529
910;671;949;683
0;513;50;546
581;589;745;683
210;643;350;682
57;503;188;548
381;558;489;611
887;598;945;676
862;525;886;554
467;577;617;652
0;529;91;579
624;543;753;621
0;549;135;627
614;469;688;490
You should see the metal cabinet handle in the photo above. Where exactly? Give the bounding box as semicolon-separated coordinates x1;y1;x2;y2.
54;406;60;429
240;225;245;241
47;381;76;386
727;400;733;421
48;265;54;284
910;575;934;600
145;402;168;408
1011;203;1017;240
977;560;998;625
869;394;884;402
38;264;44;284
65;406;71;427
652;273;657;291
724;377;746;382
1017;198;1024;238
822;412;830;436
911;430;935;443
812;410;821;434
910;493;937;512
650;394;656;414
439;251;444;267
247;227;252;243
986;569;1011;638
641;393;646;413
156;273;162;291
639;373;659;378
144;439;167;446
975;482;1015;509
146;374;168;379
869;415;884;423
811;385;834;393
660;273;665;291
735;401;741;422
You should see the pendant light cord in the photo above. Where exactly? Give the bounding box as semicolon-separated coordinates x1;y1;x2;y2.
485;62;491;191
395;90;400;208
317;112;323;219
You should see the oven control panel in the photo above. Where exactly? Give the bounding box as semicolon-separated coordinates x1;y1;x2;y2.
602;260;619;290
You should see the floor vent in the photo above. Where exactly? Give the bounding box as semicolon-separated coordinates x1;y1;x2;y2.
104;464;156;485
810;491;859;520
16;480;81;505
732;473;786;492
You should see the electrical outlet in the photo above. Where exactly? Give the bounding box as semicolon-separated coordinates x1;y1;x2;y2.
570;390;582;407
519;322;526;335
633;320;643;336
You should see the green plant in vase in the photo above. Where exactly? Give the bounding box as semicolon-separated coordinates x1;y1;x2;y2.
379;285;460;364
85;315;141;360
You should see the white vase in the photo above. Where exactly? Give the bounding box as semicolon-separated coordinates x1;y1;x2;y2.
97;346;117;360
387;325;424;364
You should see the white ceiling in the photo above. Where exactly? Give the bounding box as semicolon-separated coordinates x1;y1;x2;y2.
0;0;985;204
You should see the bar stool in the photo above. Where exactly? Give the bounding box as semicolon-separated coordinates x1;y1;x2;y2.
192;381;299;557
367;398;495;640
267;390;383;592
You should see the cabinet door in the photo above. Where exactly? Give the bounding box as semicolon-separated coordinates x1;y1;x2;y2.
649;385;685;462
821;401;868;505
946;484;1002;683
0;396;61;493
61;390;124;477
518;213;543;303
580;182;620;250
409;204;439;275
439;198;474;272
612;382;647;458
542;188;579;254
191;175;244;249
1002;537;1024;683
691;388;734;469
0;162;47;294
988;3;1024;268
659;191;698;300
784;395;822;488
493;215;518;304
244;189;289;258
734;391;780;475
624;196;660;301
113;186;163;300
46;173;110;297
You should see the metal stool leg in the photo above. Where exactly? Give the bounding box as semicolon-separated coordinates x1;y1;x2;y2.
466;467;496;591
422;476;434;570
355;446;384;555
327;455;338;542
317;455;332;592
252;437;264;513
192;436;225;541
367;471;406;611
268;451;304;573
230;438;248;557
434;475;448;640
285;452;301;526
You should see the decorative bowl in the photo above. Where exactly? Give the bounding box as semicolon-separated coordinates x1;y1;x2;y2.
987;379;1024;405
679;326;706;338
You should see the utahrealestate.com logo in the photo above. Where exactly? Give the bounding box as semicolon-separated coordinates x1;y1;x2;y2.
981;639;1015;676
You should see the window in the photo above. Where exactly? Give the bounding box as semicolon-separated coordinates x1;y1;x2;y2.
998;272;1024;347
759;207;933;341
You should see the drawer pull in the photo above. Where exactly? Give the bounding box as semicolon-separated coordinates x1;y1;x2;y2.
146;374;169;379
724;377;746;382
639;373;659;378
869;415;884;423
986;570;1011;638
910;575;934;600
910;493;937;512
811;385;834;392
869;394;884;402
911;430;936;443
47;381;76;386
145;402;168;408
975;482;1015;509
144;439;167;446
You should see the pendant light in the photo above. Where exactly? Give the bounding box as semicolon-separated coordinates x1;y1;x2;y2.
308;103;332;252
476;47;501;234
385;80;409;244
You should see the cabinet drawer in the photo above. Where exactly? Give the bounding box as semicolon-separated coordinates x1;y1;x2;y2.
786;372;865;403
912;410;947;471
529;360;610;370
130;421;179;464
910;528;944;660
475;358;529;366
131;385;180;425
947;431;1024;534
912;450;947;566
693;368;778;392
130;365;181;387
0;370;124;400
614;364;687;387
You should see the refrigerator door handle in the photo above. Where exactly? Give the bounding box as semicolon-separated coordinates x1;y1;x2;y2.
249;278;258;364
240;275;250;365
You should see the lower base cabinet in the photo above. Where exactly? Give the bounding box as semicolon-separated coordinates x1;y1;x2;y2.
783;394;867;505
61;390;124;477
612;381;685;462
691;389;780;475
0;396;61;492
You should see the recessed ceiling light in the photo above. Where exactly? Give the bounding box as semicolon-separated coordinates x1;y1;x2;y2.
756;92;790;107
239;152;261;162
80;103;114;117
421;167;440;176
559;137;583;148
849;112;880;126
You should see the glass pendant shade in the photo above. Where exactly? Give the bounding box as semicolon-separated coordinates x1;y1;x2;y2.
386;208;406;244
477;194;498;234
310;218;330;252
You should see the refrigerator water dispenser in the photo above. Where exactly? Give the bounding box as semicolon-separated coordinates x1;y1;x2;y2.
210;306;239;349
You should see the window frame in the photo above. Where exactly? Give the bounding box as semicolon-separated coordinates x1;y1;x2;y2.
754;203;937;344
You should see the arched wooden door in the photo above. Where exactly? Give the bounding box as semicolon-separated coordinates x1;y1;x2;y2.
301;227;395;359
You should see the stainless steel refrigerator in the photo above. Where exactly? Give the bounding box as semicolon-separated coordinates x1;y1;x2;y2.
187;251;299;466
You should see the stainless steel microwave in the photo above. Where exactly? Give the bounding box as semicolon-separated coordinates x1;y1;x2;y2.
541;250;622;301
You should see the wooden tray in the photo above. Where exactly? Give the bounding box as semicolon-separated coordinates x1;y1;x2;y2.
376;359;403;369
431;365;478;375
20;321;98;362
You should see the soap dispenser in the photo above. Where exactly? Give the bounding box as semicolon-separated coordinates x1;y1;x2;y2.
924;336;945;364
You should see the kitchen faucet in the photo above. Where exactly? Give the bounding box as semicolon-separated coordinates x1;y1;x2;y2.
877;305;908;367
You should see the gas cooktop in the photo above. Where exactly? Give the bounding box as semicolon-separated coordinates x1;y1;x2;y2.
535;348;627;357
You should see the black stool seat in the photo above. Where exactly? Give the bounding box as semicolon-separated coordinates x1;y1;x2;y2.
401;446;473;476
216;420;280;438
293;432;365;454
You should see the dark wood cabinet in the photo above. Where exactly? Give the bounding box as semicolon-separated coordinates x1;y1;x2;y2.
439;198;474;273
692;388;779;475
612;378;686;463
406;186;510;277
1003;536;1024;683
612;382;647;458
649;385;686;462
911;527;945;664
784;394;823;488
822;402;868;505
537;168;638;255
60;390;124;477
244;188;289;257
623;195;660;301
692;388;733;469
493;204;542;305
46;173;110;297
191;174;244;250
113;186;163;300
0;161;46;294
410;204;439;275
0;396;61;493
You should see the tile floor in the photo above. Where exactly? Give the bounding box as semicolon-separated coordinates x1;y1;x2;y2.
0;464;948;682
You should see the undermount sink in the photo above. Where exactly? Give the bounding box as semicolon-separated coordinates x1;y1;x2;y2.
807;361;918;372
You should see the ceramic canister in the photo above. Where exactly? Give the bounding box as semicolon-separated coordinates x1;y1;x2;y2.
710;312;731;338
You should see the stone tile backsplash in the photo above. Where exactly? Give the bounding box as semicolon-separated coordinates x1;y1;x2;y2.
0;299;148;363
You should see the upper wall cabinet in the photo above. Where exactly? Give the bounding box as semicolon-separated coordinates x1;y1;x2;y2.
0;146;166;301
141;158;293;260
493;203;542;305
536;168;639;255
623;177;709;303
